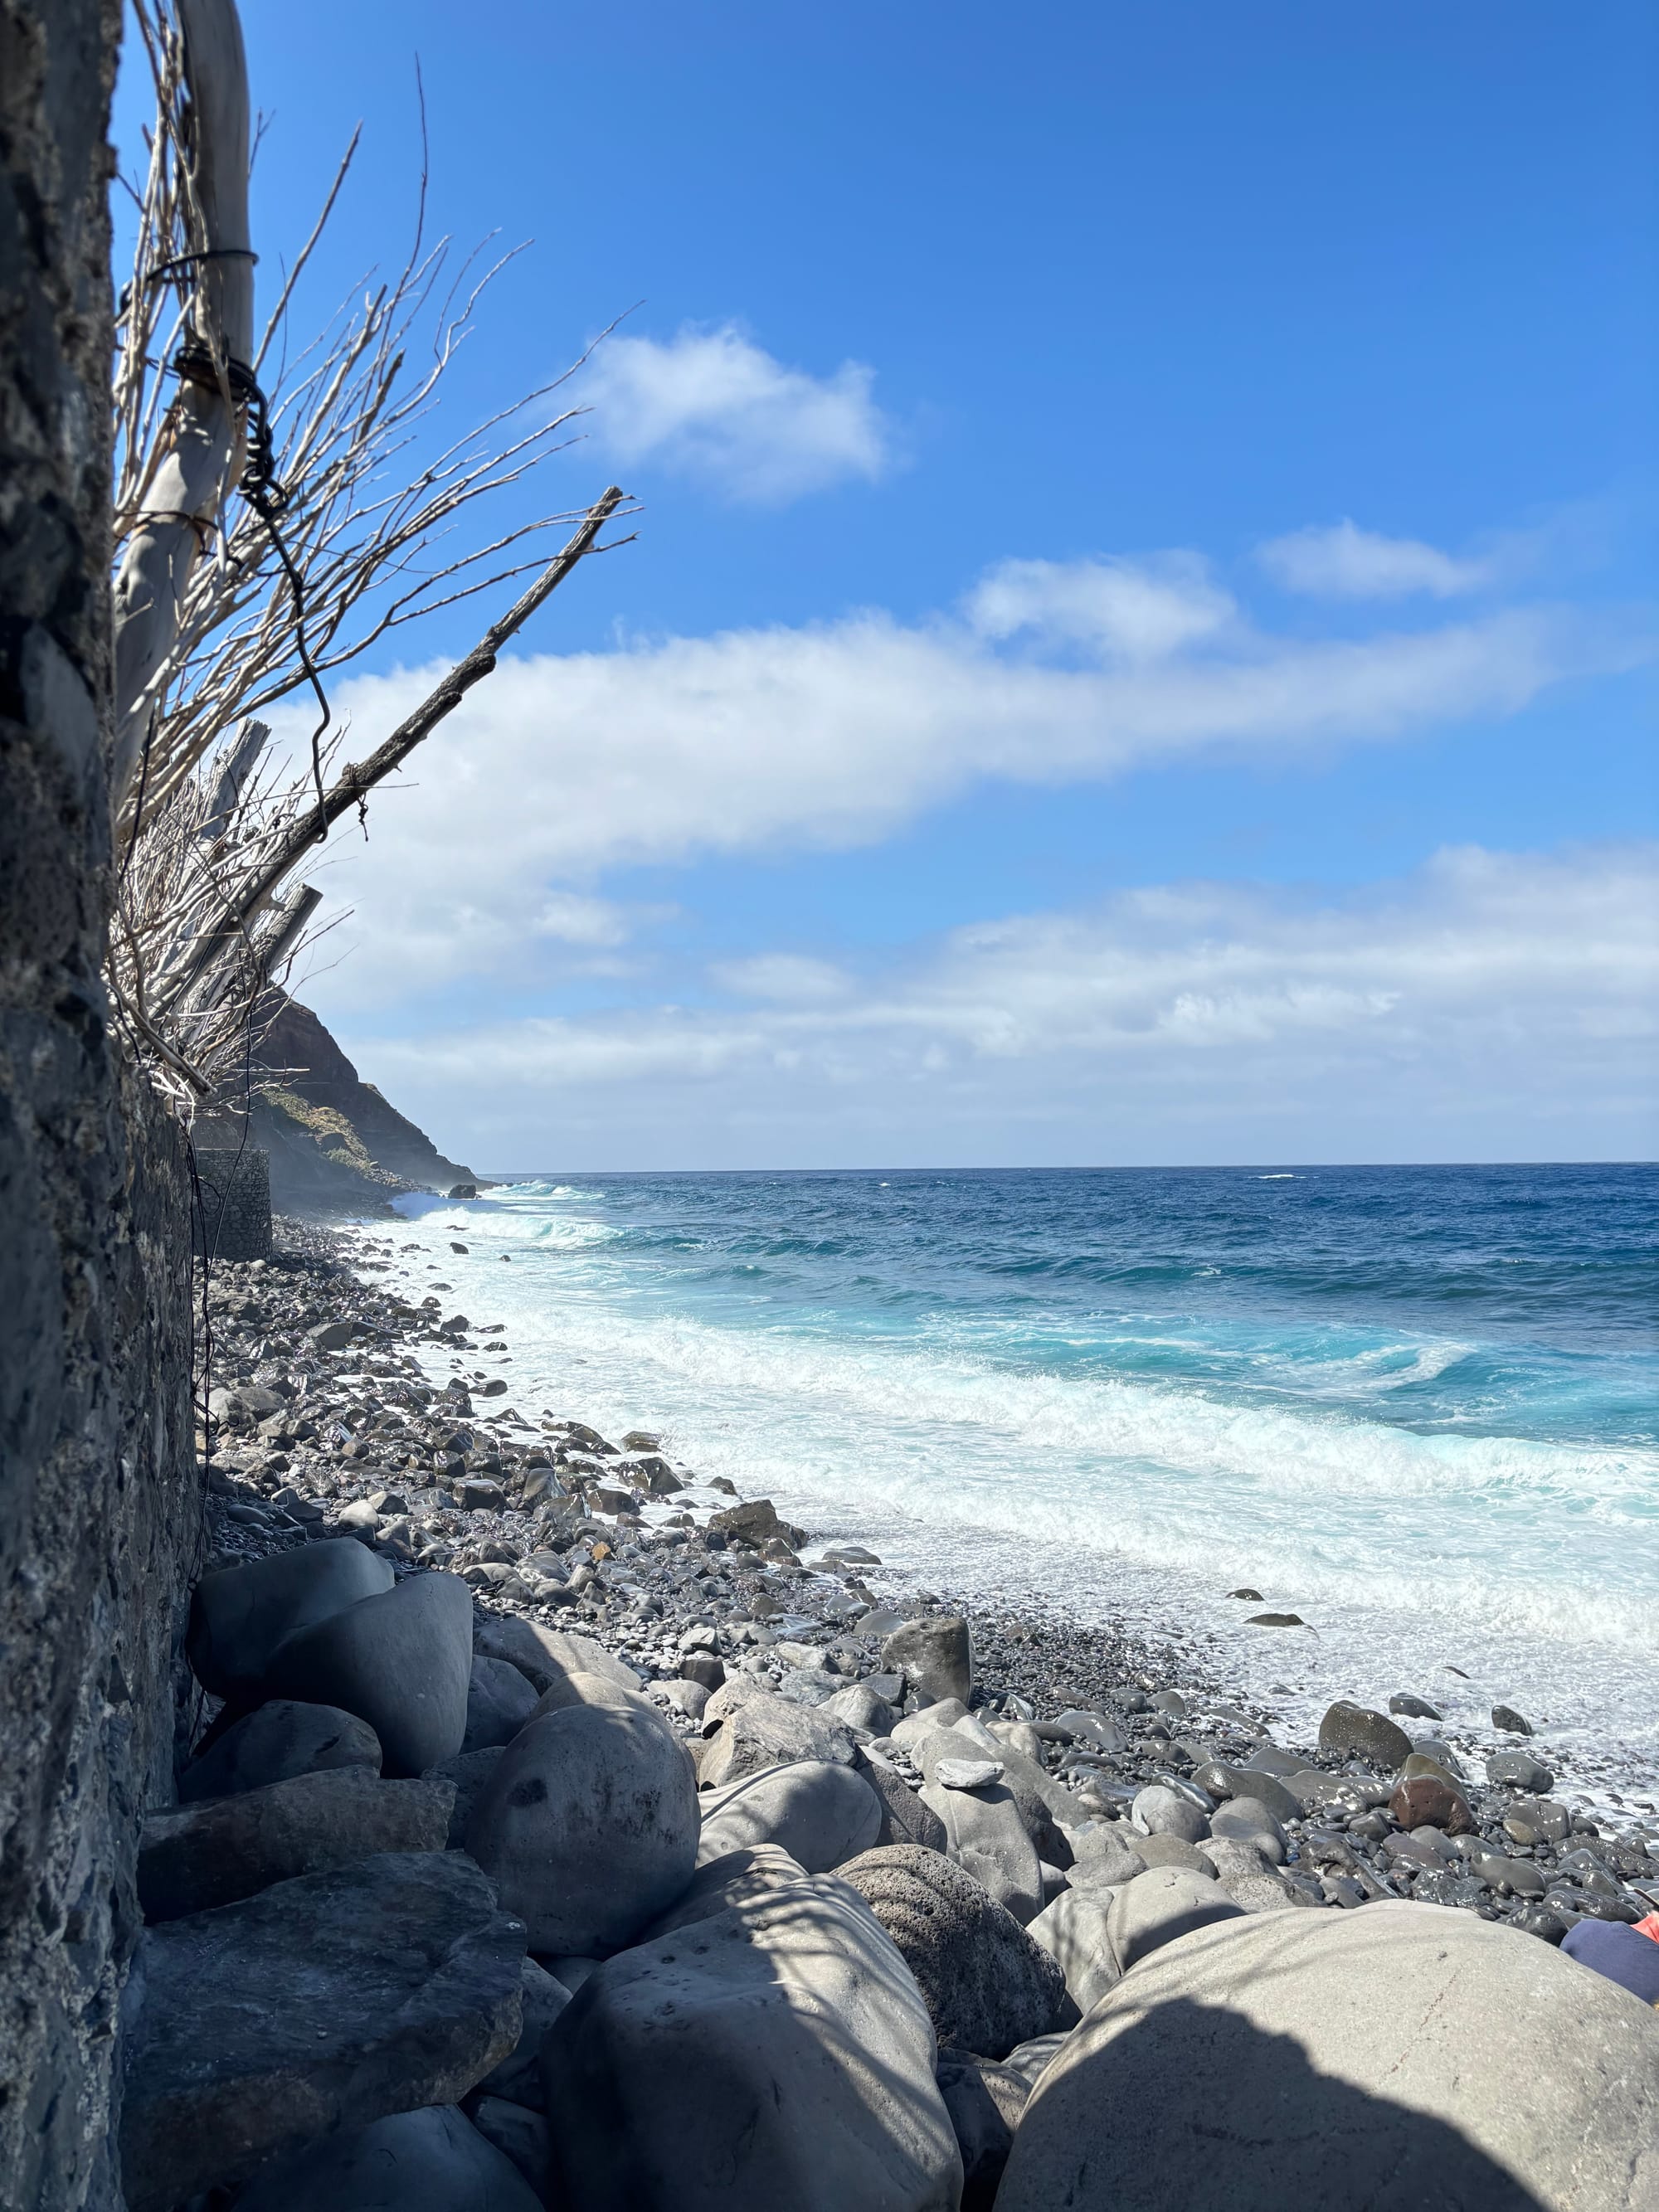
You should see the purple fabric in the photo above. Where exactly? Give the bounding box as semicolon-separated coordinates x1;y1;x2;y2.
1561;1918;1659;2005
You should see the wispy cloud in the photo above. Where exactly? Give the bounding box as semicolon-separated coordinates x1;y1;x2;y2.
284;542;1644;1013
1258;519;1499;600
586;323;892;503
344;843;1659;1164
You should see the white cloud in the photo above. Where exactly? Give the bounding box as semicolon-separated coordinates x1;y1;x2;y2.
343;844;1659;1166
1258;519;1497;600
280;548;1642;1014
966;554;1237;660
710;955;853;1003
585;323;891;503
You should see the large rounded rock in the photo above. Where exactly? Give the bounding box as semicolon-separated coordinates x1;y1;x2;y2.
463;1655;541;1751
263;1572;473;1777
187;1540;393;1701
1026;1888;1121;2013
540;1870;961;2210
465;1693;698;1953
697;1760;883;1873
1107;1865;1245;1969
837;1844;1070;2059
698;1686;855;1788
881;1616;973;1705
1131;1784;1209;1845
1316;1699;1413;1773
996;1901;1659;2211
1209;1796;1287;1863
232;2104;542;2212
921;1772;1044;1924
178;1701;380;1802
641;1844;810;1941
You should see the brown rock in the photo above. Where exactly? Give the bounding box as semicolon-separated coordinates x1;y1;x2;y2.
1389;1773;1475;1835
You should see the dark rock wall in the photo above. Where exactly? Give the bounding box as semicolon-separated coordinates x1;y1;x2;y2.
1;5;202;2205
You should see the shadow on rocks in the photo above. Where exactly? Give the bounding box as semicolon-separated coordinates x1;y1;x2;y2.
996;1996;1547;2211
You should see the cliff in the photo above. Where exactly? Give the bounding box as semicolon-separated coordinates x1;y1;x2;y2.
240;995;475;1214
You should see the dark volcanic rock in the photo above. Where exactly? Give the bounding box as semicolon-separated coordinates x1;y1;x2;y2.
1491;1704;1535;1736
178;1700;382;1801
837;1844;1070;2059
187;1540;394;1701
233;2103;542;2212
1487;1748;1555;1793
119;1852;526;2212
138;1768;453;1919
1316;1700;1413;1772
263;1571;473;1776
882;1616;974;1706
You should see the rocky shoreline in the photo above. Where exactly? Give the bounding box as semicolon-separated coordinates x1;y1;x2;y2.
128;1213;1659;2207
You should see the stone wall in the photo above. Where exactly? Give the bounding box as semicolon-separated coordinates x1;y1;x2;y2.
192;1146;273;1262
0;4;202;2205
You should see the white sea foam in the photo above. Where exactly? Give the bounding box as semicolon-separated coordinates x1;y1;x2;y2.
357;1194;1659;1790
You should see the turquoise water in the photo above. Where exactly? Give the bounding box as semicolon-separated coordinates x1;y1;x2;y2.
373;1164;1659;1789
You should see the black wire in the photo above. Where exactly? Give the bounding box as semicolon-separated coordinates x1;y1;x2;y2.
173;339;333;837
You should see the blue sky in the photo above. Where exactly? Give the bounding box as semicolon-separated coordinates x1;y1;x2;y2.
119;2;1657;1165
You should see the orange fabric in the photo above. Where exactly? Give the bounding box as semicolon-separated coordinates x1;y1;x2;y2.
1633;1912;1659;1944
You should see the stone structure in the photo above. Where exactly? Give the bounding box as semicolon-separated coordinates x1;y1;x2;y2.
192;1145;273;1262
0;6;202;2205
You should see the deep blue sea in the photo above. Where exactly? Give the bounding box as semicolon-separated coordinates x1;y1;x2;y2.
370;1164;1659;1793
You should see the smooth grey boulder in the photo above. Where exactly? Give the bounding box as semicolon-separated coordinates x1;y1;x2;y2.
1204;1835;1303;1913
119;1853;525;2212
467;2096;550;2196
472;1614;641;1698
995;1901;1659;2211
1063;1821;1146;1889
187;1540;393;1701
1209;1796;1287;1863
138;1768;453;1920
697;1758;883;1873
232;2105;542;2212
1132;1832;1214;1875
1189;1759;1300;1826
462;1655;540;1752
1108;1865;1245;1970
640;1843;809;1941
1316;1699;1413;1772
882;1616;973;1706
858;1747;951;1851
936;2053;1029;2212
1027;1888;1121;2013
922;1771;1044;1924
838;1844;1071;2059
524;1665;645;1722
540;1871;961;2210
890;1699;970;1751
1131;1783;1210;1845
178;1700;382;1802
1488;1748;1555;1791
465;1694;698;1953
264;1571;473;1777
698;1686;856;1788
475;1957;572;2110
823;1681;897;1734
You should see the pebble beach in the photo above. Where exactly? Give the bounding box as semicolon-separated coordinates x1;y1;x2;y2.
116;1209;1659;2206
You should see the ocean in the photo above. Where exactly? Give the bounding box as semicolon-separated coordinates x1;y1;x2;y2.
373;1164;1659;1800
